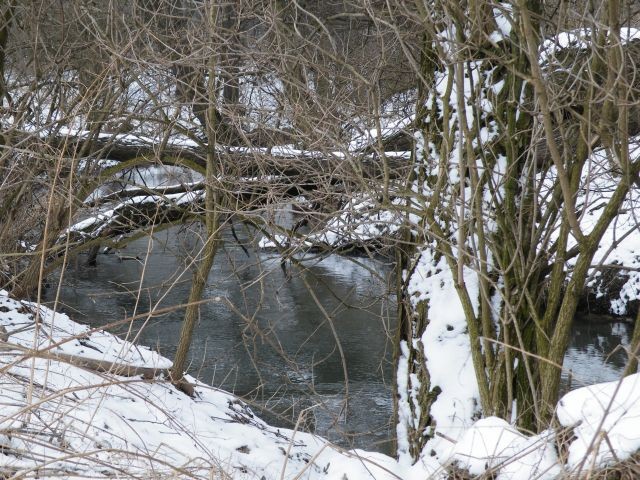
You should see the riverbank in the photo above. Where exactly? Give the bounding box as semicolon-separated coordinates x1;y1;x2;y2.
3;288;640;479
0;289;401;479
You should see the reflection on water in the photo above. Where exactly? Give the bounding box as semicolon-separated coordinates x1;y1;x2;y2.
44;223;636;454
45;225;396;453
562;317;632;390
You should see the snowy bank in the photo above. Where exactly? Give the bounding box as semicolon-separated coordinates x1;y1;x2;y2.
4;288;640;479
557;373;640;471
0;290;403;479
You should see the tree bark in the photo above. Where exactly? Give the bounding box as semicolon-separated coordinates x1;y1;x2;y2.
170;2;221;394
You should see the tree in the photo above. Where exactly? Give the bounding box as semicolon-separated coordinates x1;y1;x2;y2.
395;0;640;466
169;1;222;392
6;0;640;470
0;0;415;405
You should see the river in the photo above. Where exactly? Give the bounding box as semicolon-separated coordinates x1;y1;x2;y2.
45;225;397;453
44;225;634;454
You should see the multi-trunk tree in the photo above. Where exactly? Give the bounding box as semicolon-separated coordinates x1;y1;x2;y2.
396;0;640;465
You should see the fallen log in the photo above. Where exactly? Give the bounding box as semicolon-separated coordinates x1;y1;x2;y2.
0;341;170;379
12;128;413;181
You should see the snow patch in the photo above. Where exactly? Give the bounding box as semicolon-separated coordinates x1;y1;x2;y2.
452;417;560;479
557;373;640;470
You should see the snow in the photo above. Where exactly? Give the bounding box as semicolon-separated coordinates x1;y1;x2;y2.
244;34;640;478
394;340;415;468
8;18;640;478
258;194;404;252
315;196;403;247
557;373;640;471
9;265;640;479
349;115;414;152
452;417;560;479
66;190;204;240
539;28;640;64
0;289;409;479
405;246;482;466
557;140;640;314
493;4;513;38
386;15;640;478
16;287;640;478
348;90;417;152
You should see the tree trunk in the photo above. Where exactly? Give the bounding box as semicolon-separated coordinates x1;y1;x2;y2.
170;2;221;393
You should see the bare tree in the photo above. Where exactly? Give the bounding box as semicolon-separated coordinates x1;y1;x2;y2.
8;0;640;471
393;0;640;465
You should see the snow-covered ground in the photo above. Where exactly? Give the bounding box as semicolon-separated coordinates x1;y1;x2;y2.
6;18;640;478
0;289;403;479
3;288;640;478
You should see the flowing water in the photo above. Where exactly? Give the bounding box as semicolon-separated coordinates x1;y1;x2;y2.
45;225;397;453
44;225;634;454
562;316;632;389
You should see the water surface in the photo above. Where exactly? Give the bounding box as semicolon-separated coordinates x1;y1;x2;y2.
46;225;397;452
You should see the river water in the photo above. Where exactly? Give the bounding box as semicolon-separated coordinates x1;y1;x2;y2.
45;225;397;453
44;225;634;454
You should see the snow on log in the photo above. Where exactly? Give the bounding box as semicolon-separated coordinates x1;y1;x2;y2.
17;127;412;180
63;191;203;245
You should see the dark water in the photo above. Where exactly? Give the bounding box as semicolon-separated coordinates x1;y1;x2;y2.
562;317;632;389
45;225;397;453
44;224;636;454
